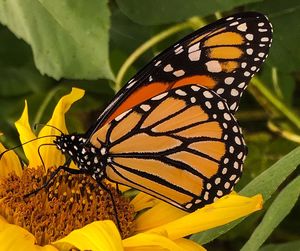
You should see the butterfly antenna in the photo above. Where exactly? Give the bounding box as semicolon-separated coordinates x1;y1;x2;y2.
0;135;58;160
34;123;64;135
37;143;57;172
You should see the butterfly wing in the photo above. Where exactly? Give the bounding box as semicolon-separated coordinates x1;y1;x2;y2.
90;85;247;211
87;11;272;140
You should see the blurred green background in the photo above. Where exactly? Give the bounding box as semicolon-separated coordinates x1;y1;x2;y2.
0;0;299;250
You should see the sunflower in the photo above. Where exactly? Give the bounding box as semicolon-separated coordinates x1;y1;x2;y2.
0;88;263;250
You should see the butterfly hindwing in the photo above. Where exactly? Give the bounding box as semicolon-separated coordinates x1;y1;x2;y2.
90;85;247;211
88;11;272;139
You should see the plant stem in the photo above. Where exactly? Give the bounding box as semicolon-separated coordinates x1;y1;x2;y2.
33;86;61;127
251;77;300;129
268;121;300;143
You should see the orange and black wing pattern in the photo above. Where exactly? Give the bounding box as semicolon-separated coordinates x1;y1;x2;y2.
74;12;273;211
88;11;272;137
89;85;247;211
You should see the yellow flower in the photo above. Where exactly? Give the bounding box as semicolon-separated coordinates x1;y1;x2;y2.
0;88;263;250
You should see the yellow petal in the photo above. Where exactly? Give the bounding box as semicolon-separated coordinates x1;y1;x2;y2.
147;194;263;240
135;201;187;233
54;220;123;251
38;88;85;169
0;142;23;178
0;216;57;251
123;233;183;251
130;192;159;212
175;238;206;251
15;101;41;168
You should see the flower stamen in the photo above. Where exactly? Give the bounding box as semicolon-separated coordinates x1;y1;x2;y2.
0;167;135;245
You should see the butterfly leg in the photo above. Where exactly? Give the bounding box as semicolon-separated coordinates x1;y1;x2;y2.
24;159;84;198
116;183;121;194
97;180;122;235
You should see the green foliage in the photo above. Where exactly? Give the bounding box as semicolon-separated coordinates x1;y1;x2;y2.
0;1;299;250
116;0;261;25
259;241;300;251
241;176;300;251
0;0;113;80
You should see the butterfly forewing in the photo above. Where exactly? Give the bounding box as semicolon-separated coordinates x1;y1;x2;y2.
90;85;247;211
89;12;272;138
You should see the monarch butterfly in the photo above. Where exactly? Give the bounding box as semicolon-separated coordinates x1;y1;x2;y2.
53;12;272;212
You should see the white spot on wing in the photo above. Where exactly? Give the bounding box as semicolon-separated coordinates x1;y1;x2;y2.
173;70;185;77
217;88;224;95
191;85;200;91
188;42;200;53
235;136;241;145
203;91;213;98
206;60;222;73
175;89;187;96
205;101;212;109
246;34;253;41
151;92;168;100
238;82;246;88
115;109;131;121
218;101;225;110
140;104;151;111
225;77;234;85
229;21;239;26
163;64;173;72
237;23;247;32
224;113;231;121
246;48;253;55
226;17;234;21
189;50;201;61
261;37;269;42
126;80;137;89
230;102;237;110
231;89;239;96
244;71;250;77
174;46;184;54
155;60;162;66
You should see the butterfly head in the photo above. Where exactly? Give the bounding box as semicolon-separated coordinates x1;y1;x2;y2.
54;134;105;179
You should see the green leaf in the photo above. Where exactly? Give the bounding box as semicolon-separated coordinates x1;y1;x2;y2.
0;66;52;97
259;65;296;106
116;0;261;25
259;241;300;251
241;176;300;251
0;0;114;80
248;0;300;72
191;146;300;244
110;8;152;55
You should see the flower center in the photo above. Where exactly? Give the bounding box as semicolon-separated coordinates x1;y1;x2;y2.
0;167;135;245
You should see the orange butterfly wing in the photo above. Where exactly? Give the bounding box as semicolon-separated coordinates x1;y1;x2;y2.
90;85;247;211
83;12;272;211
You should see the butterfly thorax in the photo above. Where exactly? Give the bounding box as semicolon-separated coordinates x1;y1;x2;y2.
53;134;106;180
